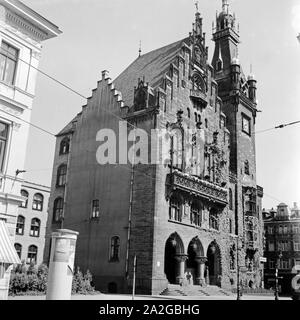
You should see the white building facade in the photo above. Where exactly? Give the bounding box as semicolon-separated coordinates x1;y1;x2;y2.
15;181;50;266
0;0;60;242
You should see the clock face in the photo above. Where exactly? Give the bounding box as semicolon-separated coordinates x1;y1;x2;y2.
242;116;250;134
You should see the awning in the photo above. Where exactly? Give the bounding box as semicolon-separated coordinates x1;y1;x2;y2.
0;220;21;264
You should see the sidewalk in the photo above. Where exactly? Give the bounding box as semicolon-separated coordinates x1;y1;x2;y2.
8;294;292;300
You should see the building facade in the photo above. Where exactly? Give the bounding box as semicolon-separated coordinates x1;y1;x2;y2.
14;181;50;266
45;0;264;295
0;0;60;244
263;203;300;294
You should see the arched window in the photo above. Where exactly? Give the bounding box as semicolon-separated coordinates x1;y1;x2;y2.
53;197;64;223
56;164;67;187
16;215;25;235
59;137;70;155
229;188;233;210
169;194;182;222
30;218;40;237
191;200;202;227
14;243;22;259
27;245;38;264
32;193;43;211
244;160;250;175
110;236;120;262
20;189;29;208
216;59;223;72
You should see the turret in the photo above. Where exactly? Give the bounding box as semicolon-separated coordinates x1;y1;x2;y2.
247;73;257;103
231;57;240;90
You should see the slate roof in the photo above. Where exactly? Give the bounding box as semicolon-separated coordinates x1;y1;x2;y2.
114;38;189;107
56;38;189;135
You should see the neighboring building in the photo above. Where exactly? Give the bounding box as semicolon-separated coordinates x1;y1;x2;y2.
263;203;300;294
45;0;264;295
14;181;50;266
0;0;60;242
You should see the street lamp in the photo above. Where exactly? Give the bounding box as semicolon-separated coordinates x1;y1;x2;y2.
274;250;283;300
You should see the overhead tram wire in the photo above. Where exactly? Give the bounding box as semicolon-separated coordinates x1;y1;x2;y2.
255;120;300;134
3;45;300;141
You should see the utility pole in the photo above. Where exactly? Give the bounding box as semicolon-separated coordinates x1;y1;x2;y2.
132;255;137;300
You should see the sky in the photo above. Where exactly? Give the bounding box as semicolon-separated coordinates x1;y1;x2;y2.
21;0;300;210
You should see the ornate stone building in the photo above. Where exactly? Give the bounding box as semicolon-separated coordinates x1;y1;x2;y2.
45;0;264;295
263;203;300;294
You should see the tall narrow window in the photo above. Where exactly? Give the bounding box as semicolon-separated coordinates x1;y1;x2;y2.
244;160;250;175
187;108;191;119
30;218;40;237
59;137;70;155
0;122;8;172
53;197;64;223
169;194;182;222
16;215;25;235
14;243;22;259
27;245;37;264
191;201;202;227
229;188;233;210
56;164;67;187
110;236;120;262
20;189;29;208
32;193;43;211
91;199;100;219
171;129;183;170
209;208;219;230
0;41;19;85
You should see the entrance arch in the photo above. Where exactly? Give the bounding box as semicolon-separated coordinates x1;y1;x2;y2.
187;237;204;285
164;233;184;284
206;241;222;286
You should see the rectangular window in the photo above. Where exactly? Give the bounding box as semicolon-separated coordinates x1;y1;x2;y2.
269;260;275;269
283;225;288;234
91;200;100;219
279;260;290;270
242;114;251;135
268;226;273;234
0;41;18;85
294;242;300;251
268;241;275;252
0;122;8;172
293;225;300;234
295;259;300;266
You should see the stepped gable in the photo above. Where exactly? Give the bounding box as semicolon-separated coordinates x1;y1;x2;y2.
114;38;189;107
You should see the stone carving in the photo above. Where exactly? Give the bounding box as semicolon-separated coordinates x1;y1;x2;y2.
169;170;228;205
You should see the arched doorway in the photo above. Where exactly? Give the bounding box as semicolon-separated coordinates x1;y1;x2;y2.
164;233;184;284
206;241;222;286
187;237;204;285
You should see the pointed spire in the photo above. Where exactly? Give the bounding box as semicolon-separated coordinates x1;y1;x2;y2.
222;0;229;14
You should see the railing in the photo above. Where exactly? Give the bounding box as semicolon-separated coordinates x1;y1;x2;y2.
168;171;228;206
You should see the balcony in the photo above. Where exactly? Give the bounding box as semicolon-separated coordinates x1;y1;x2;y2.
167;170;228;206
190;89;208;108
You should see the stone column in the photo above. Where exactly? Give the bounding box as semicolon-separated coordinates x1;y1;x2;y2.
175;255;188;285
195;256;207;286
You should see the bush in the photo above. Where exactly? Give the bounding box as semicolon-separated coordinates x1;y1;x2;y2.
72;267;95;295
9;263;96;296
